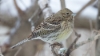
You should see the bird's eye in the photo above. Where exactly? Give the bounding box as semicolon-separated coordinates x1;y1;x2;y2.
66;13;69;14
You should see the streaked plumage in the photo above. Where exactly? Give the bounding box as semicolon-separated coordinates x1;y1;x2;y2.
11;8;74;49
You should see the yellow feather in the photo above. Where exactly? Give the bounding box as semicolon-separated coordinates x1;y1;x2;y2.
55;28;73;42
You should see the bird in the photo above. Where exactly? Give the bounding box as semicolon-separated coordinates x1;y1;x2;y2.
11;8;74;49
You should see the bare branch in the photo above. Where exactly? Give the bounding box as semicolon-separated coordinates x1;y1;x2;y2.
51;43;63;56
60;0;66;9
0;18;12;27
75;0;95;18
75;33;99;49
66;31;81;56
14;47;22;56
13;0;26;17
28;7;41;31
9;17;21;37
96;0;100;30
0;47;4;56
96;0;100;56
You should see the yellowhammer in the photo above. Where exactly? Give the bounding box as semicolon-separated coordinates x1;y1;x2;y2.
11;8;74;49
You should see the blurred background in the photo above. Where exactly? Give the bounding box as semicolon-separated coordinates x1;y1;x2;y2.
0;0;99;56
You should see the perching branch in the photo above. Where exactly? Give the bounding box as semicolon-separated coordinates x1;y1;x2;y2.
65;31;81;56
51;43;63;56
51;29;100;56
50;31;81;56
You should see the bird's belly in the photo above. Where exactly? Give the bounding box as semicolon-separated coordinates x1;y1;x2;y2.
41;28;73;44
54;28;73;42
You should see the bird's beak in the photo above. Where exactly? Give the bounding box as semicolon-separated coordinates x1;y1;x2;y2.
71;13;76;17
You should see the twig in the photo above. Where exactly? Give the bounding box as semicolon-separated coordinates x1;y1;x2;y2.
28;0;50;31
20;0;27;8
60;0;66;9
9;17;21;37
51;46;58;56
28;7;40;31
66;31;81;56
0;0;2;4
0;47;3;56
75;0;95;18
75;33;100;50
50;31;81;56
0;18;12;26
83;19;94;56
96;0;100;55
14;0;26;17
84;41;94;56
14;47;22;56
97;0;100;30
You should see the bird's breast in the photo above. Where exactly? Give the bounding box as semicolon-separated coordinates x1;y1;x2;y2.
41;28;73;44
55;28;73;42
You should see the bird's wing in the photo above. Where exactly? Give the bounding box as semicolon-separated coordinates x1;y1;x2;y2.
28;21;61;40
10;23;61;49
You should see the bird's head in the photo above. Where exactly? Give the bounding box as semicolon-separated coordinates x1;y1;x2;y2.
58;8;74;22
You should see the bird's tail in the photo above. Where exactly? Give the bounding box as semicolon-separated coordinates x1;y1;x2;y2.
10;38;30;49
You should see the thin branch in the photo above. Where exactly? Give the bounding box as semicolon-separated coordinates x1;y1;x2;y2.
0;18;12;27
20;0;27;8
66;31;81;56
28;8;40;31
14;47;22;56
0;0;3;4
96;0;100;30
60;0;66;9
51;31;81;56
96;0;100;54
14;0;26;17
75;0;95;18
0;15;21;41
84;41;94;56
74;33;100;50
0;47;4;56
9;17;21;37
83;19;94;56
51;43;63;56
